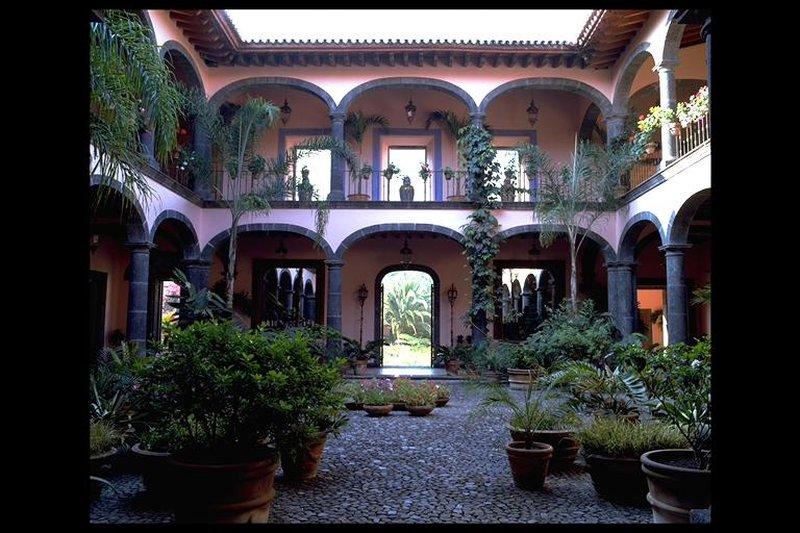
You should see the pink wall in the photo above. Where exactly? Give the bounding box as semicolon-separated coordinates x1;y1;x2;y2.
90;240;130;344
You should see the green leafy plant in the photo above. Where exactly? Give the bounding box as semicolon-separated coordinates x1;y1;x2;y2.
166;268;229;326
383;277;432;341
578;417;685;458
90;9;183;206
90;419;122;456
342;338;386;362
691;283;711;306
470;341;515;372
435;383;451;401
360;380;392;406
399;381;438;407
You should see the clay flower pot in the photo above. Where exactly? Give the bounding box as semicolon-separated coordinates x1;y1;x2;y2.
363;404;393;417
445;360;460;375
483;370;504;384
585;454;649;505
641;449;711;524
352;359;368;375
435;397;449;407
407;405;434;417
169;451;280;523
505;441;553;490
280;435;327;483
507;368;541;390
131;443;173;497
507;427;578;472
344;401;363;411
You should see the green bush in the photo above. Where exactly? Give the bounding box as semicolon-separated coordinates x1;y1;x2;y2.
578;417;684;458
521;300;618;367
90;420;121;456
471;341;517;372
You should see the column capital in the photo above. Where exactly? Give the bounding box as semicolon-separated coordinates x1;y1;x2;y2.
605;112;628;123
329;112;346;123
469;112;485;125
325;259;345;268
653;59;680;73
659;243;692;254
605;260;637;270
125;240;153;252
181;258;211;268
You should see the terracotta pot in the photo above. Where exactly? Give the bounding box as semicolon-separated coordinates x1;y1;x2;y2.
507;368;540;390
435;397;449;407
407;405;434;417
483;370;504;384
344;402;363;411
507;427;578;472
505;441;553;490
280;435;327;482
352;359;368;375
363;404;393;417
169;451;280;523
348;193;370;201
445;360;460;375
392;402;407;411
131;443;173;496
585;454;648;505
641;449;711;524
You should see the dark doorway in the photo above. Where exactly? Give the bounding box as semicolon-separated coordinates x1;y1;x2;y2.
493;260;565;340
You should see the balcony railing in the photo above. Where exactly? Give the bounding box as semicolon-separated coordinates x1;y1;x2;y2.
675;112;710;159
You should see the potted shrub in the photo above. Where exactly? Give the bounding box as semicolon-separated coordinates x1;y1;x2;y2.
90;420;121;500
508;409;581;473
435;383;451;407
361;379;394;417
391;377;415;411
399;175;415;201
419;162;431;200
349;164;373;201
343;338;384;375
278;409;347;483
471;383;556;490
578;417;684;505
473;341;513;383
130;426;178;498
400;381;438;416
139;321;296;523
340;382;365;411
624;339;712;524
382;163;399;200
435;345;467;375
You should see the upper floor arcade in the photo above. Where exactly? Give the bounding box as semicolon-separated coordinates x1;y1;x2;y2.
129;9;709;209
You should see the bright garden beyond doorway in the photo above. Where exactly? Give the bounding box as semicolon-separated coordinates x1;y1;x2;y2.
381;270;433;366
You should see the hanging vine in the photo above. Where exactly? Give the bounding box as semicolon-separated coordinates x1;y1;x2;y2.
458;124;500;339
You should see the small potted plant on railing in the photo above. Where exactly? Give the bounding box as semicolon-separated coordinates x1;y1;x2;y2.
578;417;685;505
399;175;415;201
435;383;451;407
675;86;709;128
382;163;400;200
361;379;394;417
419;162;431;201
348;164;373;201
443;166;455;181
470;382;557;490
297;165;314;201
401;381;438;417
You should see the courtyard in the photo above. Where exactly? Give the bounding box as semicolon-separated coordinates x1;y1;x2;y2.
91;382;649;524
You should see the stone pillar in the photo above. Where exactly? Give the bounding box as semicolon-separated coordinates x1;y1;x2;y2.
182;259;211;291
660;244;692;345
126;242;152;350
193;123;214;200
605;113;628;143
606;261;637;338
535;286;545;320
471;310;488;345
139;130;159;169
655;60;679;168
329;113;346;201
701;19;711;94
325;259;344;358
469;112;485;128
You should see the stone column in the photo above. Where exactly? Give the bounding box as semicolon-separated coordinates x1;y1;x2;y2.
126;242;152;350
139;130;159;169
182;259;211;291
606;261;637;338
329;113;346;201
193;123;214;200
469;112;485;128
660;244;692;345
701;19;711;94
535;286;545;320
655;60;679;168
325;259;344;358
605;113;628;143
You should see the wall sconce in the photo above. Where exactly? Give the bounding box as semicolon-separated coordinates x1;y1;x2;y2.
526;96;539;127
357;283;369;346
447;283;458;346
399;237;413;266
404;97;417;124
280;98;292;125
89;234;100;254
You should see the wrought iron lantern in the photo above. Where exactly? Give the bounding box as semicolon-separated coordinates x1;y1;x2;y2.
399;237;413;265
526;97;539;127
404;98;417;124
280;98;292;125
447;284;458;306
357;283;369;305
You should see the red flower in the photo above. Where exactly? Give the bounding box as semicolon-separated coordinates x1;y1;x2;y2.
639;115;645;120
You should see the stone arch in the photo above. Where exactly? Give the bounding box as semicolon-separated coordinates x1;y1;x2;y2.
662;16;687;65
611;43;655;115
497;224;617;263
335;223;465;260
200;223;334;262
149;209;201;260
208;77;336;112
89;175;149;243
160;40;205;95
336;77;479;115
666;188;711;245
618;211;666;262
479;77;612;117
524;273;537;292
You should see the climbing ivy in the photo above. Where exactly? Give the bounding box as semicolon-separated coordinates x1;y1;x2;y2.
458;124;500;340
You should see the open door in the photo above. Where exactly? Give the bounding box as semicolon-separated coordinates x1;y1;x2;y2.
378;282;384;367
430;283;435;367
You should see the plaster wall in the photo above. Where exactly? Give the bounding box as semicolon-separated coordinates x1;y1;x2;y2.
89;240;130;343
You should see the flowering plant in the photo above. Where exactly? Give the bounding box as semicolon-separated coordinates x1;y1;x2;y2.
382;162;399;180
675;86;709;127
360;378;393;405
637;106;675;134
419;162;431;182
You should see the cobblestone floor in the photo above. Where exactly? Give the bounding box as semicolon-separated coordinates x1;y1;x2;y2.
90;382;651;524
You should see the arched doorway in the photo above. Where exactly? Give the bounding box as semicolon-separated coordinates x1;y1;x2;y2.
375;265;439;368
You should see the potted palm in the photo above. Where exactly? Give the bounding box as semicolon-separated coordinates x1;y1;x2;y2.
471;383;556;490
140;321;296;523
578;417;684;505
626;339;712;524
507;408;581;473
361;379;394;417
344;111;388;200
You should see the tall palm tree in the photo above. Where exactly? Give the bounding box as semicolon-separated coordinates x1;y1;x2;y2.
90;9;183;206
384;279;432;341
345;111;389;157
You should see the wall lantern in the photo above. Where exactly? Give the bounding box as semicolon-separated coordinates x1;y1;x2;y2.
280;99;292;125
447;284;458;346
399;237;413;265
90;234;100;254
357;283;369;346
275;239;288;258
404;98;417;124
526;97;539;127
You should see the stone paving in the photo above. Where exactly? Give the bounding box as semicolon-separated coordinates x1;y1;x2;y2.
90;381;651;524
